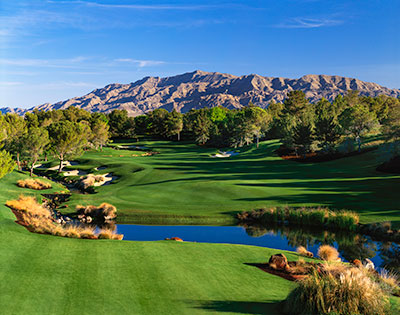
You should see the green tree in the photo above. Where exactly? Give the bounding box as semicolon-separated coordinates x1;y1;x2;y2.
293;121;314;157
108;109;135;138
339;104;378;151
48;121;89;172
90;119;109;150
164;110;183;141
3;114;26;170
0;116;15;179
148;108;169;138
194;109;211;145
314;117;342;152
22;127;50;176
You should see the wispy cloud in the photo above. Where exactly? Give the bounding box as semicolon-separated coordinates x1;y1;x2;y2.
275;17;343;29
0;57;89;68
114;58;166;67
48;0;221;11
0;81;23;86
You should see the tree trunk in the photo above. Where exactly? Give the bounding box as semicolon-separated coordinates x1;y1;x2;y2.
58;158;63;173
178;132;180;141
16;152;21;171
30;158;37;177
256;133;260;148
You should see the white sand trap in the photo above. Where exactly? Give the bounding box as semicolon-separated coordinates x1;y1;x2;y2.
118;145;149;150
33;164;43;169
211;150;239;158
48;161;79;171
93;173;118;186
94;166;107;171
63;169;87;176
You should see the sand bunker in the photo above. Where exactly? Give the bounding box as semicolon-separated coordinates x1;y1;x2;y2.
94;166;107;171
211;150;239;158
63;169;88;177
92;173;118;186
117;145;149;150
47;161;79;171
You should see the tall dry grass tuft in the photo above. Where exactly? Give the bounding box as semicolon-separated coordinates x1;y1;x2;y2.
6;195;123;240
284;266;391;315
80;174;104;190
6;195;51;218
296;246;313;257
317;245;340;262
76;203;117;220
17;178;52;190
98;228;123;240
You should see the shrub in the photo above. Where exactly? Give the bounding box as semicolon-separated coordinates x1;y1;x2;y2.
98;228;123;240
17;178;52;190
317;245;340;262
284;267;391;315
6;195;51;218
76;203;117;221
6;195;122;240
296;246;313;257
80;174;105;190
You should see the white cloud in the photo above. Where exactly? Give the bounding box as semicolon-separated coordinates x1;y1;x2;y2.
0;81;22;86
276;17;343;29
47;1;220;11
114;58;166;67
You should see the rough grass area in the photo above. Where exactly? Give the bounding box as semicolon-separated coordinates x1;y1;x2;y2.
53;140;400;228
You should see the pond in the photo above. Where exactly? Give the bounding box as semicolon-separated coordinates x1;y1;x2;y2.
116;223;400;272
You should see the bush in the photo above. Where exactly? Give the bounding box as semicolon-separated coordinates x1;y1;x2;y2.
17;178;52;190
284;267;391;315
296;246;313;258
6;195;51;218
80;174;105;190
6;195;121;240
317;245;340;262
98;228;123;240
76;203;117;221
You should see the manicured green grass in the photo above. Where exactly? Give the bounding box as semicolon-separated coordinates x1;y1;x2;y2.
1;171;399;314
0;172;298;314
59;139;400;227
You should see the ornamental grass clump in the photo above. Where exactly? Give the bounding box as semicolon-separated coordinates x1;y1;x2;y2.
5;195;122;240
284;266;391;315
76;203;117;221
327;210;359;231
80;174;104;190
98;228;123;240
317;245;340;262
296;246;313;258
17;178;52;190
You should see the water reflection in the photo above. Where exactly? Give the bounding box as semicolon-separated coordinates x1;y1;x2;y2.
242;223;399;272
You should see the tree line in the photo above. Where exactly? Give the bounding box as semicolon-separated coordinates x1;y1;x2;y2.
0;90;399;179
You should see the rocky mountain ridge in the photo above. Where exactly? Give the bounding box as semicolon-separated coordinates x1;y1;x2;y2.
2;70;400;116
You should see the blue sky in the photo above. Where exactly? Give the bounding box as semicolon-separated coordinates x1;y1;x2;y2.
0;0;399;109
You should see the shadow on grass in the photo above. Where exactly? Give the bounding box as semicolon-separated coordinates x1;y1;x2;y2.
188;300;283;314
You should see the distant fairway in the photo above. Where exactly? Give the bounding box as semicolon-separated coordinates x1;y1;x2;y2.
59;139;400;227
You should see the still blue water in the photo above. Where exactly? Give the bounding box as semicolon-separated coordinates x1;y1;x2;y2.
116;224;399;271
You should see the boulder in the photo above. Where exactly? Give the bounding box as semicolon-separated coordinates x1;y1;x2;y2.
268;254;288;270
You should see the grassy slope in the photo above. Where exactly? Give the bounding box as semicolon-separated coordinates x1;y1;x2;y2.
0;172;297;315
63;140;400;227
1;170;399;314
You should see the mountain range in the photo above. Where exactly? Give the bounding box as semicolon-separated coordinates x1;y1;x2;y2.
2;70;399;116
